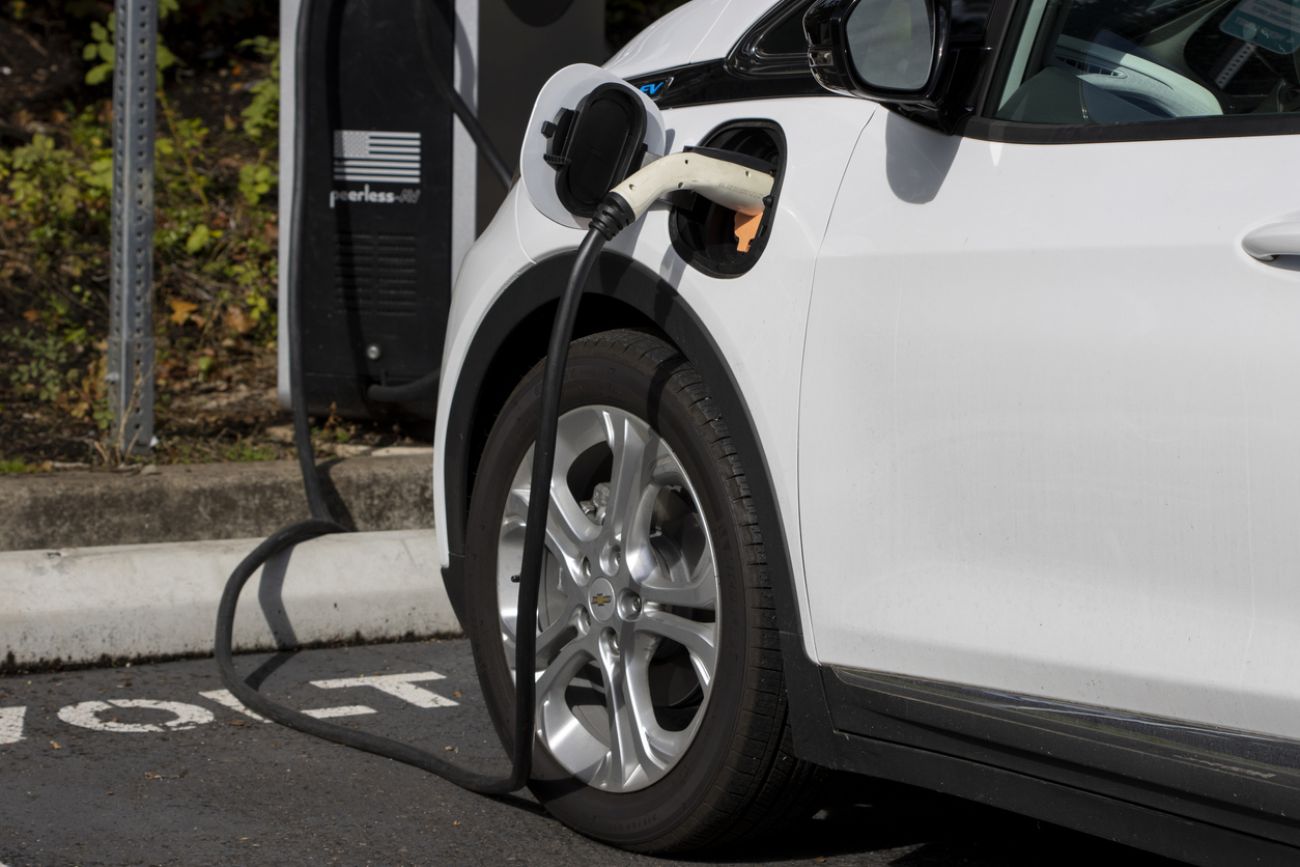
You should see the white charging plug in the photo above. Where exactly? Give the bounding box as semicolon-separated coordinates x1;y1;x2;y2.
609;151;775;222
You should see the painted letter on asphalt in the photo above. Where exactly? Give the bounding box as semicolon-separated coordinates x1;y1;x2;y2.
0;706;26;745
199;689;270;723
199;689;375;721
310;671;459;708
57;699;215;733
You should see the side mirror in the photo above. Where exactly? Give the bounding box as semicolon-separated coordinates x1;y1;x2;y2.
804;0;948;107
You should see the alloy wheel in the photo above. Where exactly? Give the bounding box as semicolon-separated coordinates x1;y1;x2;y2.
495;405;719;793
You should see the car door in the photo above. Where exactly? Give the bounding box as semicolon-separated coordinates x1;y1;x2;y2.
799;0;1300;741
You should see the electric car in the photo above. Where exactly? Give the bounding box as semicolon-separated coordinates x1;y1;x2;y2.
434;0;1300;861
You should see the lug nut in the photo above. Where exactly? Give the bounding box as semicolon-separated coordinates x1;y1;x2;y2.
618;591;642;621
601;542;622;577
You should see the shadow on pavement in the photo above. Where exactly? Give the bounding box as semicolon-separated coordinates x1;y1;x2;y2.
709;779;1180;866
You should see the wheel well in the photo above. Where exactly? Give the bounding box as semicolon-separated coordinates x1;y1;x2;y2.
464;294;668;522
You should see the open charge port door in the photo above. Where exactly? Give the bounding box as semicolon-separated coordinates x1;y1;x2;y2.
669;121;786;278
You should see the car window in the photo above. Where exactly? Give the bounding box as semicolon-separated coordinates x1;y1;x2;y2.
755;2;813;57
991;0;1300;125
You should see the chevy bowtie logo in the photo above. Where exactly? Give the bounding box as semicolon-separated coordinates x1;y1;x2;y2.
591;593;613;607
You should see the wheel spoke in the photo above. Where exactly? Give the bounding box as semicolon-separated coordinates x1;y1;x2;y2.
604;412;657;553
637;610;717;691
534;613;575;667
639;554;717;611
507;483;597;576
596;640;645;789
500;549;566;646
534;636;593;716
624;639;691;770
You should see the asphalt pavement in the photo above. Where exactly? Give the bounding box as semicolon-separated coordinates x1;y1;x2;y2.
0;640;1177;866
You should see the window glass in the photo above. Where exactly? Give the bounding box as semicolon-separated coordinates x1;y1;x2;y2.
992;0;1300;124
755;3;813;57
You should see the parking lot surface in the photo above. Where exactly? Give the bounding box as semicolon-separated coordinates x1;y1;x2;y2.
0;640;1175;866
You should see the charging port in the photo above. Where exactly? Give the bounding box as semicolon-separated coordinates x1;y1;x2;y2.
669;121;785;278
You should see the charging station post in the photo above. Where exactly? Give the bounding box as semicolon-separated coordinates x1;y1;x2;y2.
106;0;158;455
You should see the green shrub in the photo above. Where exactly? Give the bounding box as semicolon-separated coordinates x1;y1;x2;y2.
0;10;281;437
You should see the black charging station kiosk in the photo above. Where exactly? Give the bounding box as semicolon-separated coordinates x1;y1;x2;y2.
277;0;606;421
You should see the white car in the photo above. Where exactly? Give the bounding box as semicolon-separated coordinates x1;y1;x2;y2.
434;0;1300;861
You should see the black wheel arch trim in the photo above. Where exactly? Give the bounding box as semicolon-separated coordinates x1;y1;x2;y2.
438;248;837;756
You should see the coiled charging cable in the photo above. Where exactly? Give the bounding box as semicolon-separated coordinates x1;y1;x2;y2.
214;0;774;797
213;0;541;795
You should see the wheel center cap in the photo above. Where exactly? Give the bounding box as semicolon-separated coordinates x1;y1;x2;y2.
588;577;617;622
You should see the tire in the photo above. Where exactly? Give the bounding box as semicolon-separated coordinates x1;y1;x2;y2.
464;328;819;853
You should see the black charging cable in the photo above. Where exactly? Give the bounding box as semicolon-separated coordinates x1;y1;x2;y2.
411;0;514;191
213;0;639;795
214;217;623;793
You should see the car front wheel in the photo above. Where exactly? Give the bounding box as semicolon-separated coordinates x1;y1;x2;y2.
464;329;817;852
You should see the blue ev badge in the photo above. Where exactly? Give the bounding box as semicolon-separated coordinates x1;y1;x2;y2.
637;78;674;100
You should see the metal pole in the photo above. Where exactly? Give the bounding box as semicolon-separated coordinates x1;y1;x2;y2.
107;0;157;455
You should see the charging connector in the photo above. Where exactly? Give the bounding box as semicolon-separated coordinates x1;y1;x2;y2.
609;151;774;223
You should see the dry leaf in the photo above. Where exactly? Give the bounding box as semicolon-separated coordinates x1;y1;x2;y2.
49;740;61;750
22;309;39;323
224;306;253;335
168;299;199;326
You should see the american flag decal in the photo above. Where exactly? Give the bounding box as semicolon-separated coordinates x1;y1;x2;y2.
333;130;421;184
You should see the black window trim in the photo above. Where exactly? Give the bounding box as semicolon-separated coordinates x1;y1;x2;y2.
959;0;1300;144
728;0;818;79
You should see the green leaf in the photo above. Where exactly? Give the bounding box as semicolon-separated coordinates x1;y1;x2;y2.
85;63;111;85
185;224;211;254
238;163;273;205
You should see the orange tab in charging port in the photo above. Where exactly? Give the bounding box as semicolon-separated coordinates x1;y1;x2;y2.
734;211;762;254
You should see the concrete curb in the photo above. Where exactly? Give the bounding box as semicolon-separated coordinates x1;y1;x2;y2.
0;530;461;669
0;452;435;551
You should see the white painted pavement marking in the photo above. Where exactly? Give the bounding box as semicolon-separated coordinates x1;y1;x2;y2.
0;707;26;745
57;700;214;733
201;689;376;721
309;671;460;709
4;670;450;744
303;705;376;719
199;689;270;723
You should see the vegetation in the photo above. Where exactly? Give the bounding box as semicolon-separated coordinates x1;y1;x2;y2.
0;0;686;470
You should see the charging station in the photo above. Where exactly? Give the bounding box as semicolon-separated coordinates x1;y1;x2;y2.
276;0;606;421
